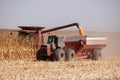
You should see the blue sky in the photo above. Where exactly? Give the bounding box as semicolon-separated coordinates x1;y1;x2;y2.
0;0;120;32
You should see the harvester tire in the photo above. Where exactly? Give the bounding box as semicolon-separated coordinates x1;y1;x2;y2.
91;49;102;60
65;49;75;61
36;49;46;61
36;49;41;60
53;49;65;61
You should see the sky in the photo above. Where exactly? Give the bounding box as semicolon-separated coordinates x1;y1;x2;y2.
0;0;120;32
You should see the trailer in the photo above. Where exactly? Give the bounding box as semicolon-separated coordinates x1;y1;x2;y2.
18;23;107;61
64;36;106;60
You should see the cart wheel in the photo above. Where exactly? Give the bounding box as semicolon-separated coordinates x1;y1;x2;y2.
53;49;65;61
91;49;102;60
65;49;75;61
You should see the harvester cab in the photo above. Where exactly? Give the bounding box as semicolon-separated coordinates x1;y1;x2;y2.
47;35;65;50
47;35;58;50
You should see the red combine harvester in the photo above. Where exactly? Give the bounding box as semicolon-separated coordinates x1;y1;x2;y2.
18;23;107;61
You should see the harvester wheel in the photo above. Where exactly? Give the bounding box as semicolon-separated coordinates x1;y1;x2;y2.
65;49;75;61
91;49;102;60
36;49;46;60
53;49;65;61
36;49;41;60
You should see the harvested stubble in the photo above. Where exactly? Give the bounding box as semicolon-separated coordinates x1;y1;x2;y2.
0;60;120;80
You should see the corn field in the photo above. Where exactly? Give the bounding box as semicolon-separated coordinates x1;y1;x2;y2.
0;30;35;60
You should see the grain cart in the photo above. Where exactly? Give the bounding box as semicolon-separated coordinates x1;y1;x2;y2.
18;23;107;61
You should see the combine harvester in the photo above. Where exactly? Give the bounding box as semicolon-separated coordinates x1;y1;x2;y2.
18;23;107;61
